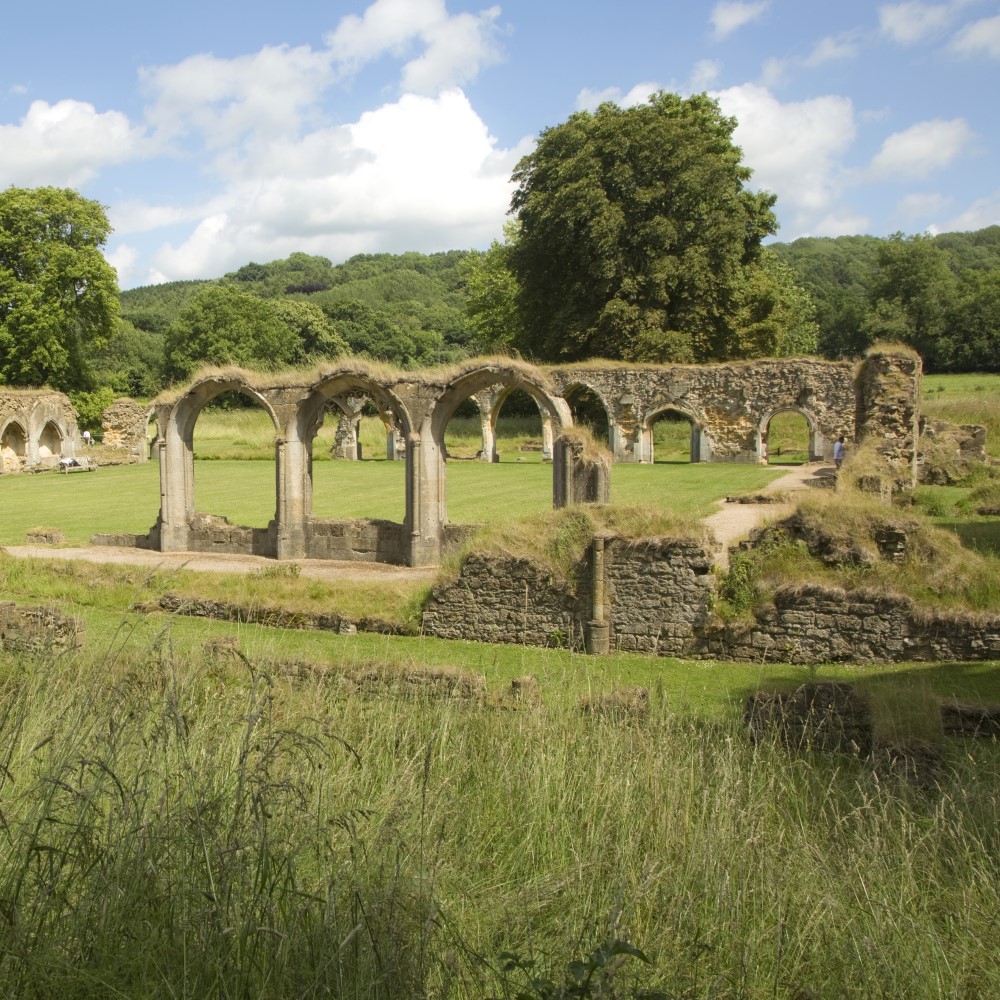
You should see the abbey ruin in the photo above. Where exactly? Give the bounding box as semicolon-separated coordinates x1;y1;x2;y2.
77;349;920;568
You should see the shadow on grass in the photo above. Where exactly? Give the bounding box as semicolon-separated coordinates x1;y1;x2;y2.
938;518;1000;555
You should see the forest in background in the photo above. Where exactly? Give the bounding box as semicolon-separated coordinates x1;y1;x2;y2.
107;225;1000;406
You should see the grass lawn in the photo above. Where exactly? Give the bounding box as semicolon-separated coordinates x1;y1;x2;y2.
0;456;786;545
922;371;1000;457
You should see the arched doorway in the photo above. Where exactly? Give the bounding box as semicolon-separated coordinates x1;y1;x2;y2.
1;420;27;473
760;408;819;465
38;421;63;458
298;375;410;525
644;406;708;463
163;380;280;554
562;384;611;448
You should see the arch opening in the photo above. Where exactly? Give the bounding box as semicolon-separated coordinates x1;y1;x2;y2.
646;407;703;464
563;384;611;448
1;421;27;473
184;386;279;531
38;421;63;458
494;388;545;463
298;377;409;525
761;408;815;466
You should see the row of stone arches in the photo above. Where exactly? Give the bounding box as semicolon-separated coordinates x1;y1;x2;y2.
144;354;918;568
0;394;79;474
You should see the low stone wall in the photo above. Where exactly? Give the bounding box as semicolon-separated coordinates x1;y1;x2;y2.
696;585;1000;663
422;542;1000;664
305;519;407;563
0;603;83;652
421;536;714;653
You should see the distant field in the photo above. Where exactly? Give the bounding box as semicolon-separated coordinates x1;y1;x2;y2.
922;372;1000;456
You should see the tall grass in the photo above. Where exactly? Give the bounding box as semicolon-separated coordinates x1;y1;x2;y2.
1;640;999;998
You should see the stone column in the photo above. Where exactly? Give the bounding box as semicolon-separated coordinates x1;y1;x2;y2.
404;417;444;567
584;534;611;654
553;433;611;508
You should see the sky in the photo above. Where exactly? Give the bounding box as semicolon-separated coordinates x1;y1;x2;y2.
2;0;998;289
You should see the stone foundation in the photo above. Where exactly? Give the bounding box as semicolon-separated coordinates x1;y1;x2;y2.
0;603;83;652
422;543;1000;664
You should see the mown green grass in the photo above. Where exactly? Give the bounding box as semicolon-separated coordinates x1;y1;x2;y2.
0;455;786;545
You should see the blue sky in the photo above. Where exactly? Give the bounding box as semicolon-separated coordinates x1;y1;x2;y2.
2;0;998;288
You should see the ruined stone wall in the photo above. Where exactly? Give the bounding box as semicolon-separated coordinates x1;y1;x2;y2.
305;519;407;563
695;585;1000;663
421;554;584;648
854;350;921;481
422;544;1000;664
0;603;83;652
421;536;715;653
101;398;152;460
549;359;857;462
0;388;80;472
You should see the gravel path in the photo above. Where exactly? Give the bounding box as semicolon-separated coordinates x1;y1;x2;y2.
2;543;439;584
702;462;834;569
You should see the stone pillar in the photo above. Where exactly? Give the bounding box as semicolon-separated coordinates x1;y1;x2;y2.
404;419;444;567
158;427;190;552
541;414;554;462
473;388;503;462
275;434;308;560
585;534;611;654
856;349;923;488
553;432;611;508
612;394;640;463
332;411;359;460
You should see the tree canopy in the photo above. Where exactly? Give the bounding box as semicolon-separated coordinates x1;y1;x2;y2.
507;91;779;363
0;187;119;391
162;286;348;381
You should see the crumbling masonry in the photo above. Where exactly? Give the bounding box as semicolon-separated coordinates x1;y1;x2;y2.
103;350;920;567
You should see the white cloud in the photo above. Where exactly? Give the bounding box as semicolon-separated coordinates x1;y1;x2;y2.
325;0;503;94
9;84;27;96
690;60;721;90
713;84;856;217
711;1;770;39
894;191;951;223
869;118;975;177
807;210;872;237
105;244;139;288
149;90;527;280
0;99;146;187
950;14;1000;57
575;82;660;112
804;33;862;66
879;2;953;44
140;43;333;147
937;191;1000;231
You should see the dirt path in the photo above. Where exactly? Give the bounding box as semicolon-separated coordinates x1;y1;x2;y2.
702;462;834;569
1;543;439;584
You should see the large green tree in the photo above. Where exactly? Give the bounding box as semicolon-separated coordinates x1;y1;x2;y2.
0;186;119;391
508;91;778;363
163;286;348;381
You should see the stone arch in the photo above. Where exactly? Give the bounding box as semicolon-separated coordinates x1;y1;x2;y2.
38;420;64;458
560;381;613;450
432;365;569;442
297;372;413;518
425;364;570;551
158;376;280;553
641;401;712;463
1;418;27;456
757;406;824;464
1;418;27;473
